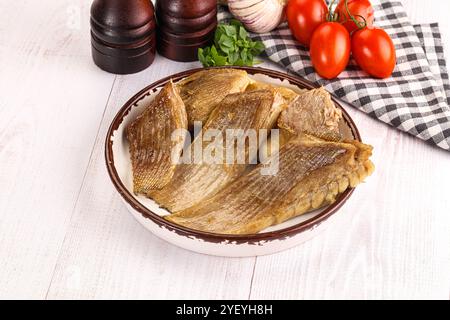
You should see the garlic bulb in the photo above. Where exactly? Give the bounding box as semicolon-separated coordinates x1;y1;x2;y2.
227;0;287;33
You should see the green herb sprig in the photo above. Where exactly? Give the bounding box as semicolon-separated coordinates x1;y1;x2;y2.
198;20;265;67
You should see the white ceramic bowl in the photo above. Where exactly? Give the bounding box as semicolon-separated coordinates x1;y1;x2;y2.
105;67;361;257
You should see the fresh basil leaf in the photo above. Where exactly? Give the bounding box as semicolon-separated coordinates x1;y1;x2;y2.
221;37;235;48
239;26;248;40
218;34;235;55
245;51;256;64
222;25;237;38
198;21;265;67
210;45;220;61
214;30;222;44
230;19;242;28
252;41;265;54
229;51;239;64
198;48;206;65
218;35;230;54
240;49;247;62
211;45;228;66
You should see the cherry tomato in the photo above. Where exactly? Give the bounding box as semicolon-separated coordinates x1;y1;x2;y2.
336;0;374;34
310;22;351;79
352;27;396;78
286;0;328;47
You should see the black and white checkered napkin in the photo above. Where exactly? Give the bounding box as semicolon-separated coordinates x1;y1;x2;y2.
219;0;450;151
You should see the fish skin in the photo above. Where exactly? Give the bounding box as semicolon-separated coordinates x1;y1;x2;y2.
273;139;374;225
149;89;286;213
278;87;343;141
259;87;344;159
127;81;188;194
177;69;251;127
165;136;374;234
246;81;304;106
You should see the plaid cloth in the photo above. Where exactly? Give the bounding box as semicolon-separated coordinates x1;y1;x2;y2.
414;23;450;106
218;0;450;151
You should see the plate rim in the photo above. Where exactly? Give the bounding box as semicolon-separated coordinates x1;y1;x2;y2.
105;66;361;244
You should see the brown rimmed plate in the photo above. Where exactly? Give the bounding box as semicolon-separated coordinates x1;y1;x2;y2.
105;66;361;257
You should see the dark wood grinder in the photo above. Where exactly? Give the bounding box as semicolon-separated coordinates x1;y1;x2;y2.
90;0;156;74
156;0;218;62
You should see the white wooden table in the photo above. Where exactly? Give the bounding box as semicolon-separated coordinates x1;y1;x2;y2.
0;0;449;300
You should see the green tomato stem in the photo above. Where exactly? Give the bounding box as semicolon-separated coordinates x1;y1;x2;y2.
345;0;367;29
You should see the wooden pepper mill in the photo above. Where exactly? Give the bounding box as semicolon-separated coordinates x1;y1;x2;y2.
156;0;218;62
90;0;156;74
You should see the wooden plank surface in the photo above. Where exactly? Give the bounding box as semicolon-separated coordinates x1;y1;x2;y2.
0;0;116;299
0;0;449;299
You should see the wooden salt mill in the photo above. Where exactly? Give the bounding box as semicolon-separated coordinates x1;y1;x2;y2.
156;0;218;62
90;0;156;74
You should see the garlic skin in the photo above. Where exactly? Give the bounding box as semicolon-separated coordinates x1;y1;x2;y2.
227;0;287;33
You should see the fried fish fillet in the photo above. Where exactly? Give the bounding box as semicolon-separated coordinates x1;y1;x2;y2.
246;81;303;105
260;86;344;159
165;136;374;234
177;69;251;127
278;87;343;141
127;81;188;194
149;89;286;212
